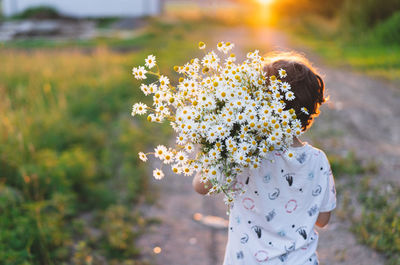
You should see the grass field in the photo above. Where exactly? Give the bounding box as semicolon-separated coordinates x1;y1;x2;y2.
293;36;400;82
0;18;216;265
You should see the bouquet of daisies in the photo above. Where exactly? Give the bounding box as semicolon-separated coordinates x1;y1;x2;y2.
131;41;305;205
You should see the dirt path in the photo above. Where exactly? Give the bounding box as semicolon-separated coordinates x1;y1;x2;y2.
137;26;399;265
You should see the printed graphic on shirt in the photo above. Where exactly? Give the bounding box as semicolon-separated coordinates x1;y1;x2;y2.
312;185;322;196
268;188;280;200
296;226;308;240
252;225;262;239
283;173;295;186
242;197;255;210
240;233;249;244
263;174;271;183
237;251;244;259
265;209;276;222
308;205;318;216
254;250;269;262
285;199;298;213
296;152;307;164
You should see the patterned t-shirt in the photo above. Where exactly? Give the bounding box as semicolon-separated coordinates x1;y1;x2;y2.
223;143;336;265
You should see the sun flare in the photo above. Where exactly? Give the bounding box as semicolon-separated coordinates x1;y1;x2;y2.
257;0;274;5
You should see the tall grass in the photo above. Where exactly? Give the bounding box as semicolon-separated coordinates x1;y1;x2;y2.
353;179;400;265
0;19;214;264
283;6;400;82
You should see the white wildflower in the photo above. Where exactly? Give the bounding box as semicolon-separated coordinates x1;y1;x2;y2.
285;91;295;101
154;145;167;159
279;68;287;78
132;66;147;80
153;168;164;180
145;55;156;69
131;102;147;116
138;152;148;162
301;107;309;115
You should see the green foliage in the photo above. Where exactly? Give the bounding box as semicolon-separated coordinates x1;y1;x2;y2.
12;6;62;20
100;206;143;258
0;191;75;264
328;152;366;177
368;11;400;45
96;17;120;29
352;180;400;264
340;0;400;32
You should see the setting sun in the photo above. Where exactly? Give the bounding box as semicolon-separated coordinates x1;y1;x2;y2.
257;0;275;5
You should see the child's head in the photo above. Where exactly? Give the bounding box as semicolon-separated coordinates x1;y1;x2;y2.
263;52;326;131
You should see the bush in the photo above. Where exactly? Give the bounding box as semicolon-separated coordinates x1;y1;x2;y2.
100;206;142;258
12;6;63;20
340;0;400;33
369;11;400;44
0;193;75;265
353;181;400;264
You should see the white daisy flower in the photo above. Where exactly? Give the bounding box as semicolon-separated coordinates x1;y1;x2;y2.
175;151;188;164
159;75;170;88
224;42;234;52
132;67;139;79
285;91;295;101
286;150;295;159
209;147;222;160
182;166;194;176
171;163;182;174
281;82;291;92
278;68;287;78
148;83;158;94
140;84;151;96
154;145;167;159
301;107;309;115
132;102;147;116
133;66;147;80
199;173;210;183
145;55;156;69
217;41;225;52
138;152;147;162
199;41;206;50
153;168;164;180
162;151;174;164
185;143;195;153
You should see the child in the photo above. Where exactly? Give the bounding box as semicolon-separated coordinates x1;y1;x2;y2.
193;52;336;265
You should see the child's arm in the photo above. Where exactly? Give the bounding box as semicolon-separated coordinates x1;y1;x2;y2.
192;171;211;195
315;211;331;228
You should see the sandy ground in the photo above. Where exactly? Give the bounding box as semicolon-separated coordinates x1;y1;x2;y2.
137;26;399;265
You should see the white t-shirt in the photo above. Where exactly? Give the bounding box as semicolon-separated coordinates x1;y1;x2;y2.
223;143;336;265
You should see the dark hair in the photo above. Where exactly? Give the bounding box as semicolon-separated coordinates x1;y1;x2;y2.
263;52;327;131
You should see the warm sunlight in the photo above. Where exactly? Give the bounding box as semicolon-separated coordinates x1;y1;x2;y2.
257;0;275;5
249;0;277;26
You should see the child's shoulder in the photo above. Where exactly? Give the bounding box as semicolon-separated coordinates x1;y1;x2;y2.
305;144;329;161
299;144;333;178
259;142;330;170
288;142;330;167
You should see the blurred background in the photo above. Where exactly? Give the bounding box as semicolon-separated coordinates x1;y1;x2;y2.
0;0;399;265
